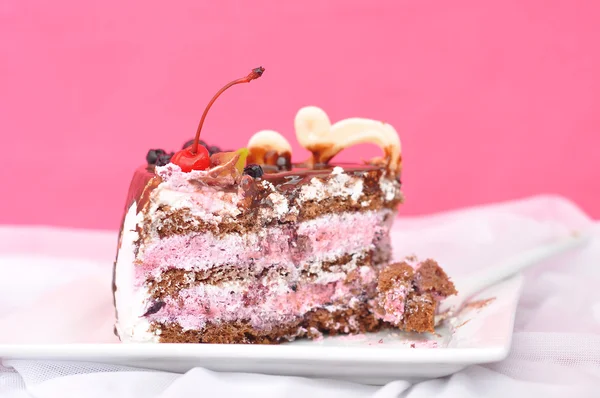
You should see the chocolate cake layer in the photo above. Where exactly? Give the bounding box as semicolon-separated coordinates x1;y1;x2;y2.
146;248;389;300
145;198;400;240
152;302;383;344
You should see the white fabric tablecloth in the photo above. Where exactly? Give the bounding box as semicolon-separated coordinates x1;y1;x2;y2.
1;195;599;397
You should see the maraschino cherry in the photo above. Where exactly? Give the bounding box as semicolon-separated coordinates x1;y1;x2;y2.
171;67;265;172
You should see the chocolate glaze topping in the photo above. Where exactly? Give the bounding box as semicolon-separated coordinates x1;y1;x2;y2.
262;163;383;190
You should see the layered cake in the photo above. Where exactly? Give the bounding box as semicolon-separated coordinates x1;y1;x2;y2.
113;67;456;343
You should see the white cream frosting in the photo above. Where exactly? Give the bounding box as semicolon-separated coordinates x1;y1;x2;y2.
149;186;242;225
379;173;400;202
298;166;365;203
114;203;158;343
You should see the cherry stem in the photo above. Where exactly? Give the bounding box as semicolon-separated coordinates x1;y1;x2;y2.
191;67;265;154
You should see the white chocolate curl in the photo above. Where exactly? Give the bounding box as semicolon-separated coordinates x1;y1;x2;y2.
294;106;401;172
247;130;292;164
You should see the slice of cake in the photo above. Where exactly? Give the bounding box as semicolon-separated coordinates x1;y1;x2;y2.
113;67;456;343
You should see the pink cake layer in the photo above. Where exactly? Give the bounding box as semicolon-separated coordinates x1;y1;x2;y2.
147;265;378;331
136;209;393;286
376;285;408;325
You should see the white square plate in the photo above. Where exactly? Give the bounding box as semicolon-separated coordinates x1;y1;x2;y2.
0;273;522;385
2;197;591;385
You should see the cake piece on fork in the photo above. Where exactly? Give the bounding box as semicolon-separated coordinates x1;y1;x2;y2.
373;259;457;333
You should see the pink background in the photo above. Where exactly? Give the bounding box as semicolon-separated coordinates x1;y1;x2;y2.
1;0;598;230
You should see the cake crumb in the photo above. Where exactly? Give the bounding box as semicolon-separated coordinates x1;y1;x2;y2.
455;319;471;329
409;340;438;348
464;297;496;311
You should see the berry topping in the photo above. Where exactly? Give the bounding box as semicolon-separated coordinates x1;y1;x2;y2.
170;66;265;172
183;139;208;150
146;149;166;165
155;152;174;166
243;164;264;178
208;145;221;155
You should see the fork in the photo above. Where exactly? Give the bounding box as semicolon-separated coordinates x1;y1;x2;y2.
435;231;591;326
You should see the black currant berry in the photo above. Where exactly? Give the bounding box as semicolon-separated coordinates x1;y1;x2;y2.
243;164;264;178
156;152;174;166
146;149;166;165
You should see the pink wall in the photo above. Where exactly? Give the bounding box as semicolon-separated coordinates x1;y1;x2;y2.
1;0;599;230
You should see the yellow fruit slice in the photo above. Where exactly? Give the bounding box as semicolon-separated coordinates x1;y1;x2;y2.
235;148;249;173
